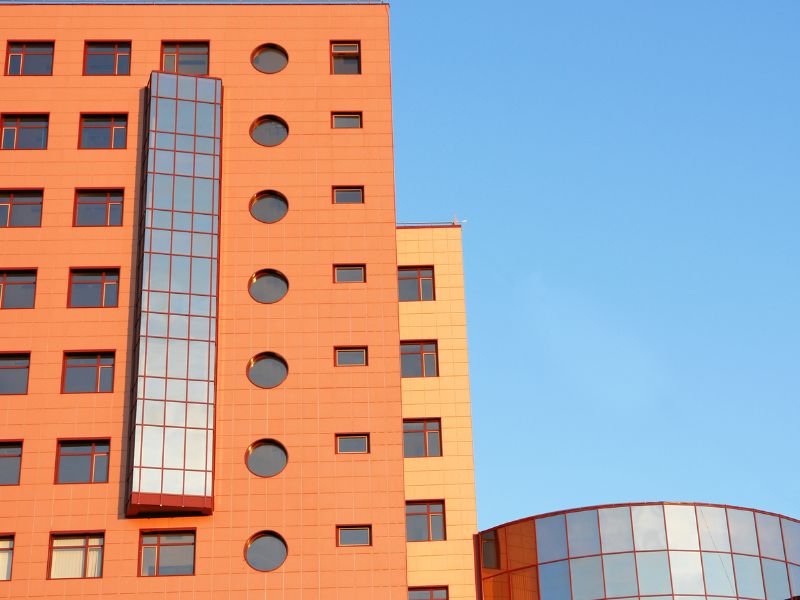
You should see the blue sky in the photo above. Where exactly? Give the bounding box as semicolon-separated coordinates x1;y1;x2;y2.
390;1;800;530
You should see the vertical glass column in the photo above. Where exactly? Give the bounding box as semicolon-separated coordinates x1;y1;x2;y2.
128;72;221;515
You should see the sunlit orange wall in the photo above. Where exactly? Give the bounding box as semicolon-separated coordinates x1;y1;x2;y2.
0;4;407;598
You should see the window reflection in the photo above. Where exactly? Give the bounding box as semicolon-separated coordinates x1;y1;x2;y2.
599;507;633;553
734;554;766;599
698;505;731;552
536;515;567;563
570;556;603;600
602;552;638;597
665;505;700;550
632;505;667;551
539;560;570;600
729;509;760;555
757;514;785;561
636;551;672;595
703;551;737;596
762;558;791;600
567;510;600;557
669;550;705;594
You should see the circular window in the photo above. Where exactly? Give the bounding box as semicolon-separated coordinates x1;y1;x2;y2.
246;440;288;477
249;269;289;304
251;116;289;147
251;44;289;74
247;352;288;389
250;190;288;224
245;531;288;572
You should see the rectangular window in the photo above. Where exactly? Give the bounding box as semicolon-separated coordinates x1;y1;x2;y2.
84;42;130;75
161;42;209;75
140;531;196;576
332;112;363;129
399;267;435;301
0;190;43;227
1;114;48;150
332;186;364;205
409;588;449;600
0;354;29;395
401;341;439;378
0;270;36;309
0;443;22;485
69;269;119;308
74;189;123;226
48;534;103;579
79;115;127;149
403;419;442;458
334;264;366;283
331;41;361;74
6;42;53;75
62;352;114;393
337;526;371;547
406;501;446;542
0;537;13;581
56;440;110;484
335;347;367;367
336;434;370;454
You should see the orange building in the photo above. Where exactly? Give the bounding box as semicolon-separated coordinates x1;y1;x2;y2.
0;1;477;599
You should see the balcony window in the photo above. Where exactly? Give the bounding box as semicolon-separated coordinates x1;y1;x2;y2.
48;534;103;579
79;115;127;149
1;115;48;150
62;352;114;393
84;42;130;75
6;42;53;75
0;190;42;227
0;354;29;395
0;271;36;309
56;440;110;483
161;42;208;75
140;531;195;576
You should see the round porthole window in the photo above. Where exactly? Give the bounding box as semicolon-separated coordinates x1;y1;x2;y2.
249;269;289;304
247;352;288;389
251;115;289;147
246;440;288;477
245;531;288;572
249;190;288;224
251;44;289;74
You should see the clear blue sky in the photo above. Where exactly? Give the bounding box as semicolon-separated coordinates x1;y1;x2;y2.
390;1;800;530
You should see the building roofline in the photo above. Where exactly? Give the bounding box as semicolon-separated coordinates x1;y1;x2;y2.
397;222;462;230
0;0;386;4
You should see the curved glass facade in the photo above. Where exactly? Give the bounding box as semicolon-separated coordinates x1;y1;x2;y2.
478;502;800;600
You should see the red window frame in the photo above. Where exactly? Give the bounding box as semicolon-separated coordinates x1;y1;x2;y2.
138;530;196;577
332;186;364;205
406;500;446;542
78;114;127;149
83;41;131;76
68;269;120;308
0;442;22;486
409;587;449;600
331;112;363;129
333;264;366;283
400;341;439;378
74;189;123;227
398;266;435;301
0;535;13;581
0;189;43;228
5;41;54;76
1;114;48;150
160;41;209;75
0;270;36;309
335;434;370;454
330;41;361;74
62;352;115;394
334;346;368;367
47;533;104;579
55;439;110;484
336;525;371;547
0;354;30;396
403;418;442;458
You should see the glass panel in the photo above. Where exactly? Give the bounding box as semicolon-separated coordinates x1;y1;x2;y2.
337;436;368;453
246;440;287;477
788;564;800;596
0;454;21;485
50;547;85;578
403;432;425;458
536;515;568;563
248;353;288;388
665;505;700;550
636;551;672;595
401;354;422;377
631;505;668;551
734;554;765;599
783;519;800;564
567;510;600;557
333;188;363;204
729;509;759;555
698;505;731;552
600;552;637;597
3;282;35;308
158;544;194;575
757;514;785;560
407;514;429;541
670;550;705;594
58;454;91;483
252;45;288;74
570;556;603;600
539;560;570;600
762;558;790;600
64;365;97;392
246;533;288;572
703;552;737;596
398;277;420;301
339;528;370;546
16;125;47;149
599;507;633;553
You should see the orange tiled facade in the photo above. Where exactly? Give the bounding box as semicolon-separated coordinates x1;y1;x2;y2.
0;2;477;599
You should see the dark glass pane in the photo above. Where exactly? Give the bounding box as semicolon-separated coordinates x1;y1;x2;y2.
64;366;98;392
398;278;420;301
58;454;91;483
10;202;41;226
536;514;568;562
251;117;288;147
71;282;102;307
423;354;437;376
406;514;429;541
112;127;126;148
0;205;8;225
420;279;434;300
403;432;425;458
93;454;109;482
401;354;422;377
252;45;288;74
162;54;176;73
333;56;360;74
333;189;363;204
117;54;130;75
426;431;441;456
335;267;365;282
250;192;288;223
158;545;194;575
339;528;370;546
104;282;119;307
108;203;122;225
539;560;571;600
3;283;35;308
141;535;158;545
246;440;288;477
2;129;15;149
430;515;445;540
249;270;289;304
81;127;111;149
0;456;21;485
567;510;600;557
336;350;366;366
60;442;94;453
23;53;53;75
247;353;288;388
333;115;361;128
8;55;21;75
338;436;368;453
178;53;208;75
163;534;195;544
86;54;115;75
246;532;287;572
76;203;108;226
99;367;113;391
16;126;47;149
404;421;424;431
0;366;28;394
